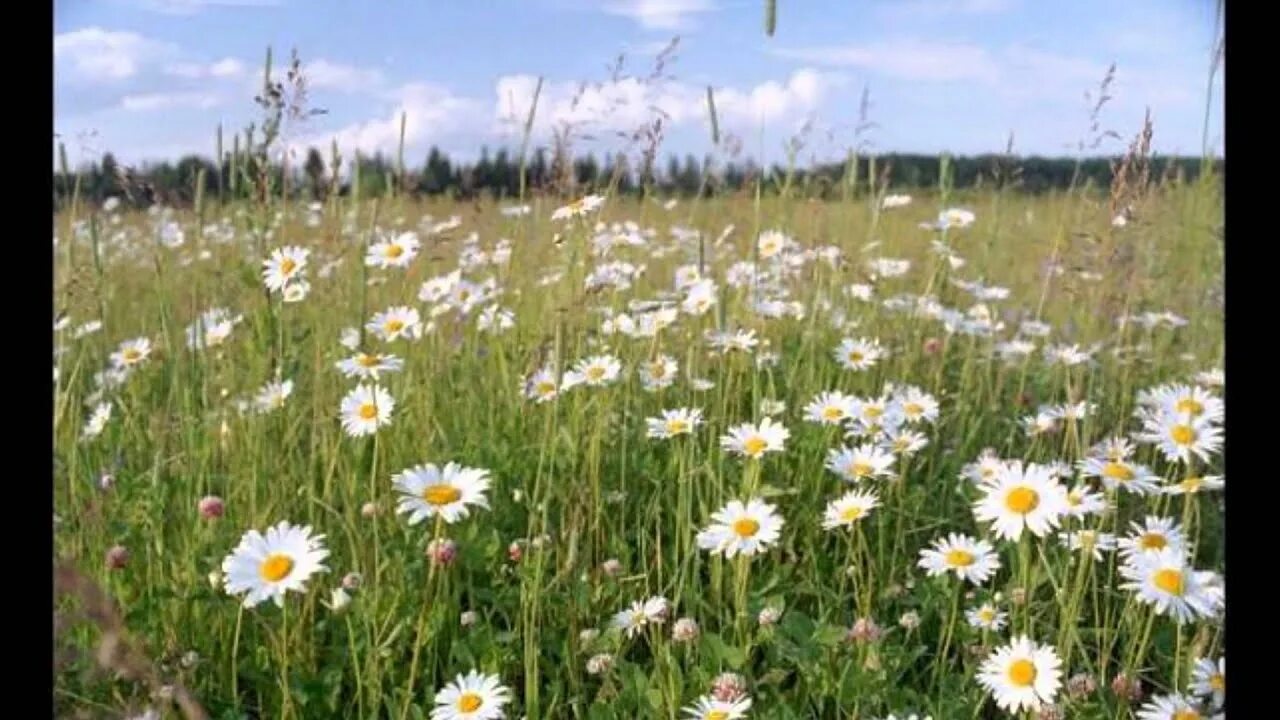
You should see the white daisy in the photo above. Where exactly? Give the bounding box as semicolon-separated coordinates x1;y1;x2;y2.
221;521;328;608
110;337;152;369
1164;474;1225;496
1190;656;1225;709
822;489;880;530
825;444;896;483
1064;484;1109;518
966;602;1007;631
1136;693;1213;720
429;670;510;720
835;337;885;371
894;387;939;424
917;533;1000;584
262;246;309;292
564;355;622;388
682;694;752;719
973;462;1068;541
335;352;404;380
1120;548;1224;624
523;368;561;403
638;355;679;391
82;401;112;440
393;462;491;525
1135;410;1222;465
1077;456;1161;495
253;378;294;414
976;636;1063;713
646;408;703;439
367;306;423;343
720;418;789;460
804;391;857;426
1058;530;1117;561
551;194;605;221
696;499;783;558
1117;516;1186;559
366;231;420;269
339;384;395;437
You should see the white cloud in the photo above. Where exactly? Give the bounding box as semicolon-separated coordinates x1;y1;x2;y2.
120;91;222;111
604;0;715;30
290;82;483;160
304;60;385;93
165;57;246;79
774;40;998;82
873;0;1014;21
55;28;174;82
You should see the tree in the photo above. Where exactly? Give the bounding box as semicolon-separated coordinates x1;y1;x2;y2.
304;147;327;200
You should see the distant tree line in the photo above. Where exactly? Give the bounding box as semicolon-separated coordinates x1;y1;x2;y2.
53;146;1223;210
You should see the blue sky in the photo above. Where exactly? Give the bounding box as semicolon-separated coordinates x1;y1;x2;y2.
54;0;1224;169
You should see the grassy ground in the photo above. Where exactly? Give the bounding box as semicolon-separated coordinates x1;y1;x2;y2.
53;177;1224;719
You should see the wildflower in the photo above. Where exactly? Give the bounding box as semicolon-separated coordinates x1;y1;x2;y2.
221;521;328;608
918;533;1000;584
393;463;492;525
720;418;789;460
696;499;783;558
977;636;1063;713
429;670;510;720
339;384;394;437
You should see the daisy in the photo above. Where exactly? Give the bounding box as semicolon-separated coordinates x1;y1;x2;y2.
1136;693;1213;720
961;449;1006;485
884;428;929;456
393;462;491;525
282;280;311;303
221;521;328;608
1117;516;1185;559
1044;344;1091;366
757;229;789;259
638;355;679;391
366;231;420;269
419;271;461;303
696;499;783;558
564;355;622;389
1148;384;1224;424
894;387;939;424
759;399;786;416
551;194;604;221
881;194;912;209
523;368;561;403
853;394;894;427
367;306;422;343
835;337;885;371
1078;455;1161;495
253;379;294;414
1195;368;1224;388
81;401;112;440
1064;484;1108;518
477;306;514;334
825;444;896;483
646;408;703;439
917;533;1000;584
804;391;857;426
937;208;976;230
1190;656;1225;709
611;596;669;638
1059;530;1117;561
1120;548;1224;623
185;308;239;350
822;489;880;530
720;418;789;460
429;670;510;720
1164;474;1225;496
976;636;1063;713
110;337;152;369
262;246;309;292
681;279;718;316
1022;411;1058;437
335;352;404;380
1135;410;1223;464
339;384;395;437
966;602;1007;631
973;462;1068;541
682;694;752;719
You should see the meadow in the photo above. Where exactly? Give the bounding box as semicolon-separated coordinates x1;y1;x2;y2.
53;159;1225;719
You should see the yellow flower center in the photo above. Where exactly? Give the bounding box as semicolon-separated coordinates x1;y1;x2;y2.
851;461;874;478
385;319;405;334
1139;533;1168;551
1176;397;1204;416
357;354;380;368
733;518;760;538
422;485;462;506
259;553;294;582
840;506;864;522
649;361;667;378
848;351;865;364
535;381;556;396
1170;424;1196;446
281;258;296;275
1179;477;1203;493
743;436;768;457
822;406;845;421
1209;673;1224;691
358;403;378;420
1173;710;1201;720
122;348;142;362
1005;487;1040;514
568;199;585;213
894;438;909;452
1078;532;1097;549
707;712;730;720
904;402;923;417
1154;568;1185;596
384;244;404;258
1067;491;1082;506
1008;658;1037;687
1102;462;1134;481
946;549;975;567
457;692;483;712
863;405;883;419
586;366;606;381
666;419;689;435
981;467;996;480
978;608;995;623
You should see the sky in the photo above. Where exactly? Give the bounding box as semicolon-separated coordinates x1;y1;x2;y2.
54;0;1224;170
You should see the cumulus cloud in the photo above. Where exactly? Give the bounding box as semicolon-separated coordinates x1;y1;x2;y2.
55;28;175;82
120;91;223;111
304;60;386;93
165;57;246;79
603;0;716;30
773;39;999;83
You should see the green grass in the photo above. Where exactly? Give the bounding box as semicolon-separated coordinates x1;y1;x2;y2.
54;180;1223;719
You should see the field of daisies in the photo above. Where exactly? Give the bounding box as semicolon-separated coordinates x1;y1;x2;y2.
53;178;1224;719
